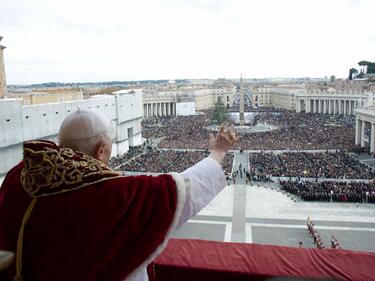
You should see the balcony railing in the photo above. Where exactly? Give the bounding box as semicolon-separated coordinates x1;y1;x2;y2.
151;239;375;281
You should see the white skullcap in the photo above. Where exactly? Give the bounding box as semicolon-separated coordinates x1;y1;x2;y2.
59;110;114;141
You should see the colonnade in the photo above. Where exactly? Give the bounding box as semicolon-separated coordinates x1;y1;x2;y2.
355;118;375;153
143;102;176;118
296;98;362;116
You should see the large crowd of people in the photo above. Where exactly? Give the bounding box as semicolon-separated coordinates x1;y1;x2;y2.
116;149;233;174
280;180;375;203
113;110;375;204
150;115;212;149
143;111;357;150
108;145;145;168
249;151;375;179
238;112;355;150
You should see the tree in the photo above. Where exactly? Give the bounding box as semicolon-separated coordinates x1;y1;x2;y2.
212;97;228;125
358;60;375;74
348;68;358;80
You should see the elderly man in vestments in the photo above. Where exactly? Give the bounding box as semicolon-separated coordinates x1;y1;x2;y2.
0;110;236;281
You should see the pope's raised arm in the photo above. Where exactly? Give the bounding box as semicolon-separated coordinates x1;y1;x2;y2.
177;124;237;227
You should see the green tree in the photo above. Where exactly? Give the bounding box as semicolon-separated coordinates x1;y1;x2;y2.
348;68;358;80
212;97;228;125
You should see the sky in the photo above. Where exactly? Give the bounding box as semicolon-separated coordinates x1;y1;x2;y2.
1;0;375;84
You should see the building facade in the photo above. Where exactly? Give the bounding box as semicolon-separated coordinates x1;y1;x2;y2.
20;89;84;105
252;87;272;107
0;90;143;178
142;91;177;118
296;91;369;115
252;87;298;110
142;85;236;117
270;88;298;110
356;105;375;153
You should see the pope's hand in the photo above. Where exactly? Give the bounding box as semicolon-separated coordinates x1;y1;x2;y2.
209;123;237;163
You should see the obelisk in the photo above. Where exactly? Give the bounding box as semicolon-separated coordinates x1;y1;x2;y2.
239;73;244;126
0;36;7;97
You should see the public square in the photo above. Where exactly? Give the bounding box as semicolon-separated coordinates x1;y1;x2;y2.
173;178;375;252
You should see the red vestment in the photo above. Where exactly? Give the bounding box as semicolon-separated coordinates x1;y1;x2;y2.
0;140;185;281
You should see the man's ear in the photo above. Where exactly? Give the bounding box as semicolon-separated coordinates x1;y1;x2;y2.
94;142;106;161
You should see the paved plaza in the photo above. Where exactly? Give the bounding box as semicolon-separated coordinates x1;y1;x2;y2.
171;162;375;252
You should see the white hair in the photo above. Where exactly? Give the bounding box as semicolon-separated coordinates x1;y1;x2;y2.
59;131;113;156
58;110;114;156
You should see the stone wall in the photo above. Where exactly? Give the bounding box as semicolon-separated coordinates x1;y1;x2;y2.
0;90;143;177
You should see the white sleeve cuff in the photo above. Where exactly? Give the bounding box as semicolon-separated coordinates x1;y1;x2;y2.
177;157;227;227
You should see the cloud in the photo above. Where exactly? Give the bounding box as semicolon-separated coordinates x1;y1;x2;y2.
1;0;375;84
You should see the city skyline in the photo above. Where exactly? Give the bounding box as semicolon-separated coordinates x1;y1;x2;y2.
1;0;375;84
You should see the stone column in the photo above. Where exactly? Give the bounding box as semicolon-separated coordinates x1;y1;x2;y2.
371;123;375;153
296;98;301;113
171;103;174;116
333;100;337;114
361;120;366;147
0;37;7;97
306;99;311;113
323;100;327;114
349;100;352;115
343;100;347;115
329;100;333;114
343;100;345;115
356;118;361;145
